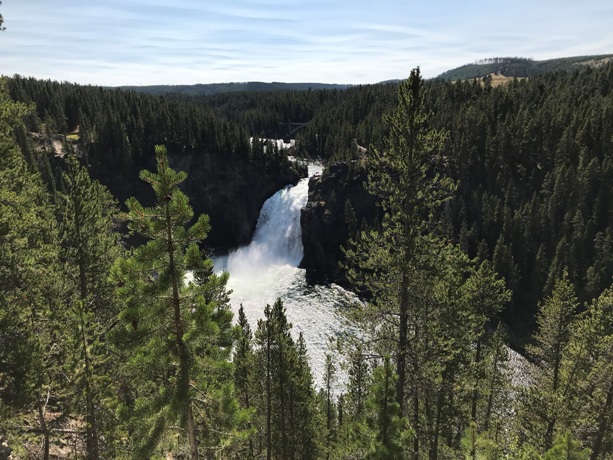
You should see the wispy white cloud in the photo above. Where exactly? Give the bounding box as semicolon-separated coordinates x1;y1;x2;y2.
2;0;612;85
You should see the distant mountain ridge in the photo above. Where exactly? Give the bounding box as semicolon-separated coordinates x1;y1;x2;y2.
115;54;613;95
119;81;351;96
437;54;613;81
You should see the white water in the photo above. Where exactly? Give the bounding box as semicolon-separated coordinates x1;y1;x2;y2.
211;166;531;393
249;137;296;152
214;164;359;388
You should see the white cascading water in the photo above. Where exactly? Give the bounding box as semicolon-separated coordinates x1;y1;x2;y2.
214;164;359;388
214;163;532;391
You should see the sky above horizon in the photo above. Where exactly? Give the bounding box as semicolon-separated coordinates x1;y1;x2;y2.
2;1;613;87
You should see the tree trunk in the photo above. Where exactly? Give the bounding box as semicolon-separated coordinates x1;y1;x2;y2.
397;273;409;416
471;338;482;425
544;346;563;450
431;389;443;460
412;329;420;460
244;390;254;458
167;204;198;459
75;202;100;460
278;342;288;460
80;309;99;460
37;391;50;460
266;321;272;460
483;344;501;432
186;403;199;460
590;380;613;460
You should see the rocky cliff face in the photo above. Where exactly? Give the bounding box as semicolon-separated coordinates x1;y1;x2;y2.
87;151;305;250
300;161;377;284
178;154;305;249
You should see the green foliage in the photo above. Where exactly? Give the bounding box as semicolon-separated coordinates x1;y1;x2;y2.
253;299;320;459
6;75;254;181
520;273;579;450
57;156;124;457
566;284;613;458
0;79;66;454
121;81;350;97
2;55;613;460
110;145;236;458
460;421;501;460
10;64;613;329
233;305;257;458
342;69;516;459
544;432;590;460
364;357;410;459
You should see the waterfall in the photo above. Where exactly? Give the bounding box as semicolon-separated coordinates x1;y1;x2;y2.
217;163;320;278
223;173;310;275
214;163;358;388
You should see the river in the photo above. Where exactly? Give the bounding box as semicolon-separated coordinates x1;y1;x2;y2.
213;164;360;388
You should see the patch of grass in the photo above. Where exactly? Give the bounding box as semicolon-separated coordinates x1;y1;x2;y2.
488;73;526;87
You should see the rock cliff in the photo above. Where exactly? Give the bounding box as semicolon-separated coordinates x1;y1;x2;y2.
88;151;305;250
300;161;377;284
176;153;306;249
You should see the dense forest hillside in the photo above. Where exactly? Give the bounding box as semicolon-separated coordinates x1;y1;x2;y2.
119;81;351;96
301;61;613;340
6;76;304;248
437;55;613;80
1;60;613;458
6;62;613;331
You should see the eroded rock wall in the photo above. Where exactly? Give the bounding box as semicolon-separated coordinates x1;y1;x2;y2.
300;161;377;284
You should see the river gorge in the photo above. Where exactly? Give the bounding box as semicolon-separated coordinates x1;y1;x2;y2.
213;163;360;387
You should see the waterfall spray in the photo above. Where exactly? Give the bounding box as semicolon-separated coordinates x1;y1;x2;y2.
214;163;358;388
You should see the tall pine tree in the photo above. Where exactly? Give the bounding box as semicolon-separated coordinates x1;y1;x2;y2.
57;156;123;458
111;145;234;458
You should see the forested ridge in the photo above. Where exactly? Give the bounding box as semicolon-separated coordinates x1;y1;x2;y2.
7;75;252;179
436;55;613;81
119;82;351;97
5;76;304;249
298;63;613;338
0;62;612;459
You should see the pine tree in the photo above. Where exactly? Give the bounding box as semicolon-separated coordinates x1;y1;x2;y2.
567;284;613;459
543;432;590;460
293;333;320;460
234;305;256;458
342;69;452;460
321;353;337;459
57;156;123;458
0;79;65;458
464;260;511;429
111;145;234;458
347;343;371;420
481;326;511;437
523;272;579;451
331;343;372;459
254;299;319;460
364;357;409;459
460;421;501;460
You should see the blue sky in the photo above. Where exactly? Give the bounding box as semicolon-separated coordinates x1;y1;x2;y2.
2;0;613;86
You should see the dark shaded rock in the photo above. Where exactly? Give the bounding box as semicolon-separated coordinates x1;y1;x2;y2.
0;439;10;460
173;153;305;249
300;161;377;284
87;152;305;250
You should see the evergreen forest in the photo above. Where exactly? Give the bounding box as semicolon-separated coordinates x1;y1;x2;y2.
1;61;613;459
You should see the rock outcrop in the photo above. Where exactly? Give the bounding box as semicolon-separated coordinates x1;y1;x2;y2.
86;151;305;250
300;161;377;284
178;154;305;249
